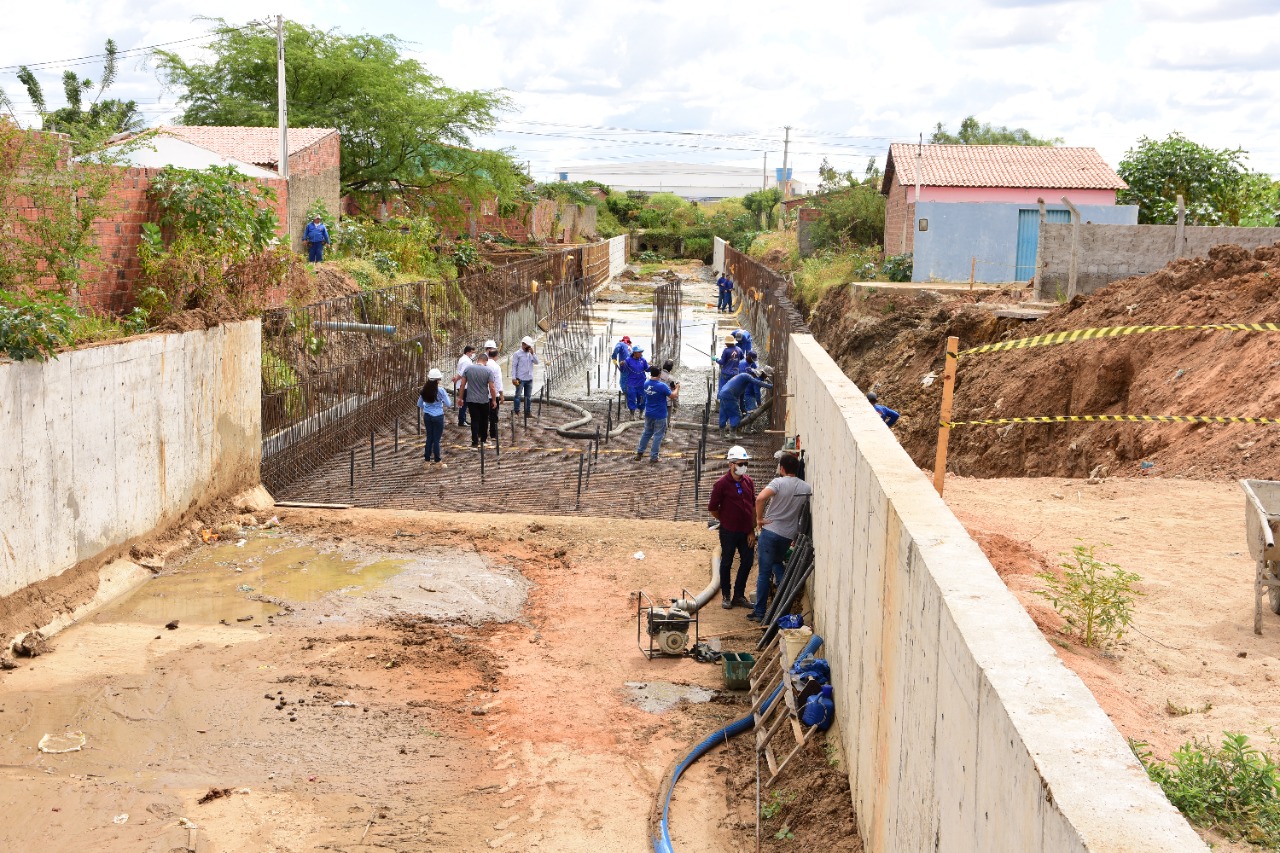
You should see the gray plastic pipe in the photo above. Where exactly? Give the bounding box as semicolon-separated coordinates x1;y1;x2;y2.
314;321;397;336
673;545;722;614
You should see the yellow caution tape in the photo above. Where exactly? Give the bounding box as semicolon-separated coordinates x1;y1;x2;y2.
958;323;1280;357
944;414;1280;428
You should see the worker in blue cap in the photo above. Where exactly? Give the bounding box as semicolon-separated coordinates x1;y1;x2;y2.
621;345;649;418
717;366;773;439
611;335;632;392
738;351;763;413
731;328;754;356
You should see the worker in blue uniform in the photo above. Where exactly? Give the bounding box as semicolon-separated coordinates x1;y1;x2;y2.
718;367;773;439
621;345;649;418
611;335;633;392
867;391;899;427
738;352;763;413
732;328;754;355
716;334;743;391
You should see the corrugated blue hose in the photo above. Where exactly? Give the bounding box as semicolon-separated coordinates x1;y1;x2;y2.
652;634;824;853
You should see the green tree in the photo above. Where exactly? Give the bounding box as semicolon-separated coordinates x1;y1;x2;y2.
805;158;886;249
154;19;525;214
15;40;143;152
743;187;782;229
929;116;1060;146
1116;132;1258;225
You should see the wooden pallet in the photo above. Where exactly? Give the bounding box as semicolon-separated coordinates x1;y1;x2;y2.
748;634;821;786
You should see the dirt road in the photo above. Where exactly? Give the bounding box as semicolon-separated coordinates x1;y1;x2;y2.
0;509;797;852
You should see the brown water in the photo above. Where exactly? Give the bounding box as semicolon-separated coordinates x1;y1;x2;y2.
96;533;409;626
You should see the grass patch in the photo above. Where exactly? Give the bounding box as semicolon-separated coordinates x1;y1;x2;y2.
792;246;882;314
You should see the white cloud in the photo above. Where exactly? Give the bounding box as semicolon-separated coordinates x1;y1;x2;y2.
4;0;1280;181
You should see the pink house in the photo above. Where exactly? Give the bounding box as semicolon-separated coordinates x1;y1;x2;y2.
880;144;1133;282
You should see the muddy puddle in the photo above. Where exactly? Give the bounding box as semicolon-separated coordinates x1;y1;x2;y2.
99;531;530;628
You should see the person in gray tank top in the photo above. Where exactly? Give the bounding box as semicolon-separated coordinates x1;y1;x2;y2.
748;453;813;622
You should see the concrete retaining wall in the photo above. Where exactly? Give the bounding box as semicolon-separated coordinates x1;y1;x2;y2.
1038;222;1280;298
0;321;261;598
608;235;628;278
788;333;1205;852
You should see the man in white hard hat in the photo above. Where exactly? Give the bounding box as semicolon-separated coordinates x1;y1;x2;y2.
707;446;757;609
511;335;540;417
483;339;504;441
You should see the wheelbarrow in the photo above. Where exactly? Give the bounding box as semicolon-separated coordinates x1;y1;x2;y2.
1241;479;1280;635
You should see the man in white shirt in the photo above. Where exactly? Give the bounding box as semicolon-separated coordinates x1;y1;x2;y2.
453;345;476;427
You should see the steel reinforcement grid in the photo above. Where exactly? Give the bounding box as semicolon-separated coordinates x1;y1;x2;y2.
724;245;811;433
261;245;611;494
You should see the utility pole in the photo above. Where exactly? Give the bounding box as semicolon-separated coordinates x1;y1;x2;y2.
277;15;289;182
780;126;791;200
762;151;767;191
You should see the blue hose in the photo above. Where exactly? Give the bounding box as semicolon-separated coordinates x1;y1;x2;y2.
652;634;824;853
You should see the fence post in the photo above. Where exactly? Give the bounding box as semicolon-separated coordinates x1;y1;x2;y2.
932;336;959;496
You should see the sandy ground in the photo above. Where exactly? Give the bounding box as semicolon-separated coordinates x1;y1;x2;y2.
946;475;1279;850
0;508;854;852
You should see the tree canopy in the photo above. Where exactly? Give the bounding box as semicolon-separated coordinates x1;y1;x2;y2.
929;116;1060;146
153;19;527;211
804;158;885;249
1116;132;1274;226
12;40;143;151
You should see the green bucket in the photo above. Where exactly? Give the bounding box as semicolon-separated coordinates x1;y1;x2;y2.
721;651;756;691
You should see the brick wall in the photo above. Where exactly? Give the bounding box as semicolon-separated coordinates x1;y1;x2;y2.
1038;222;1280;298
883;174;915;256
80;168;290;314
286;132;341;252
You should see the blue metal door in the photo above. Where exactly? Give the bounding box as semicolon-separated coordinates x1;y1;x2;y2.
1014;209;1069;281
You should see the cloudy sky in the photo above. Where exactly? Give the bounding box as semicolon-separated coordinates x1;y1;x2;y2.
3;0;1278;183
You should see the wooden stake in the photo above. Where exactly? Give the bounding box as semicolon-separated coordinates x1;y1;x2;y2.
969;257;976;289
932;336;959;495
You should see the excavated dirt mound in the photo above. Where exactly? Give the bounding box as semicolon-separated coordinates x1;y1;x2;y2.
809;243;1280;480
311;265;363;300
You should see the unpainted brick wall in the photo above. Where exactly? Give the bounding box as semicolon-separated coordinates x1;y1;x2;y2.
1038;222;1280;298
286;132;341;252
883;174;915;256
80;169;290;314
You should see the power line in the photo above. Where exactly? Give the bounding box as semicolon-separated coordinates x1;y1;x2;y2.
0;22;267;73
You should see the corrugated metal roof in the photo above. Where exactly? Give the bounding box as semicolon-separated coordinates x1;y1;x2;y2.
109;134;279;178
158;126;337;168
884;144;1127;192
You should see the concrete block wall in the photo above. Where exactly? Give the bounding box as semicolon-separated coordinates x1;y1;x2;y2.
1038;222;1280;298
787;333;1206;853
0;321;261;598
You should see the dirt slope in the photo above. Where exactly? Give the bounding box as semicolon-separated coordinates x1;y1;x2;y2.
809;243;1280;480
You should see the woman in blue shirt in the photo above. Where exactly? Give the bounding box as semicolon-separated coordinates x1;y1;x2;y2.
418;368;452;464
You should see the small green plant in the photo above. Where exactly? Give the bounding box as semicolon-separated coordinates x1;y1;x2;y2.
881;252;913;282
1035;543;1142;649
822;740;842;768
0;291;77;361
450;239;480;271
761;789;795;820
1166;699;1214;717
1132;734;1280;846
635;249;665;264
773;825;795;841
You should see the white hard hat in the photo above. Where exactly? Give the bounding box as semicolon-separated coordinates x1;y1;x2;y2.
427;368;443;380
521;335;535;346
726;446;750;462
483;339;498;350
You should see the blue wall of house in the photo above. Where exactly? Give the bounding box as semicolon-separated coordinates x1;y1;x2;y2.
910;202;1138;283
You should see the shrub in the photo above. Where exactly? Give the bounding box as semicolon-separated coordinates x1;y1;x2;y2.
332;257;391;291
1132;734;1280;846
881;252;913;282
0;291;76;361
1035;543;1141;648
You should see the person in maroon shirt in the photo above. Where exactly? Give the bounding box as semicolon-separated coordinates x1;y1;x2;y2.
707;445;757;609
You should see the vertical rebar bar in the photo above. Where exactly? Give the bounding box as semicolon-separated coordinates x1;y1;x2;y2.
394;417;399;454
479;442;485;482
575;451;584;510
349;448;355;492
370;430;376;470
